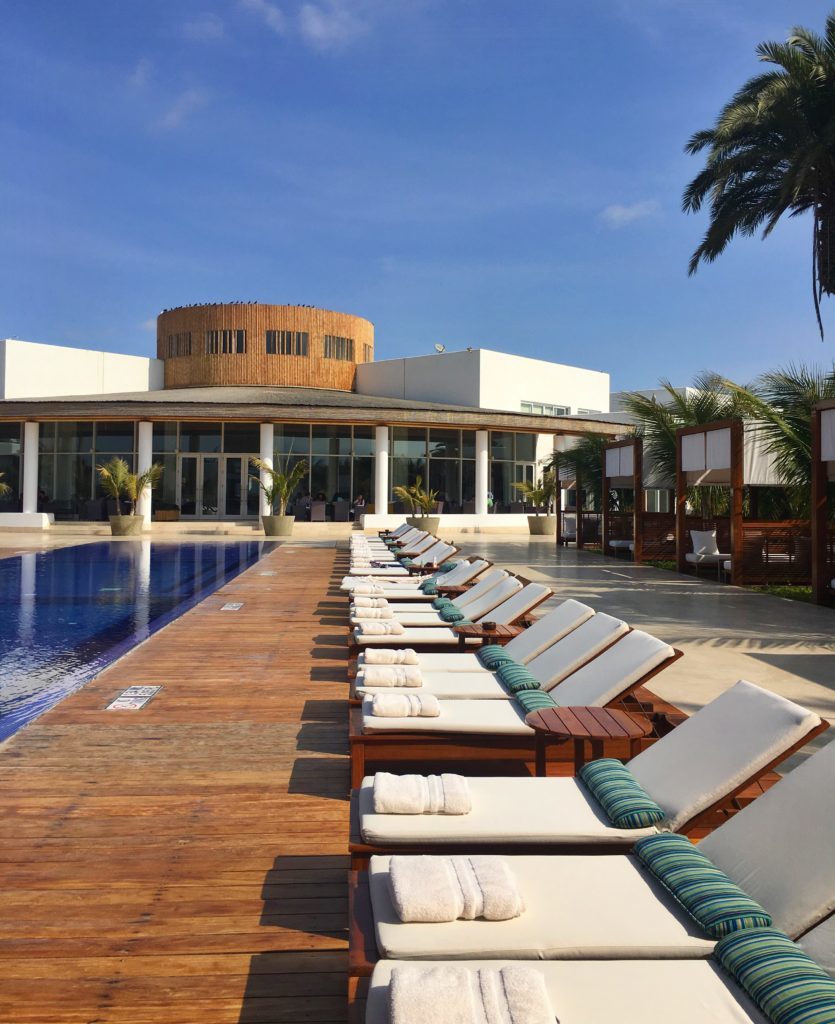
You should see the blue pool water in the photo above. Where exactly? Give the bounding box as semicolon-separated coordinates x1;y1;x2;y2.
0;540;277;742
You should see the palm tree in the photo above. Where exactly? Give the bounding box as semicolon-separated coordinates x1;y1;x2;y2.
96;457;163;515
683;14;835;337
392;475;438;517
722;363;835;515
618;375;748;519
512;470;558;516
544;434;609;511
249;455;309;516
0;472;11;499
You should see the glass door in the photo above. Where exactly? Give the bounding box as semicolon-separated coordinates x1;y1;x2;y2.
201;457;219;516
179;455;219;518
224;457;244;517
180;456;198;516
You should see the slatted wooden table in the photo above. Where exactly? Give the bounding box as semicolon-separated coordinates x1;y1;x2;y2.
525;706;653;776
0;544;350;1024
454;623;524;648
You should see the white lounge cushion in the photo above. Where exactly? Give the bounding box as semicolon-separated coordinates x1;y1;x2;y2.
608;540;633;550
358;776;657;846
629;680;822;833
700;736;835;941
365;960;768;1024
685;552;729;565
356;671;509;700
530;613;629;691
361;697;532;734
476;582;550;625
368;854;715;961
548;629;674;705
690;529;720;556
356;627;481;647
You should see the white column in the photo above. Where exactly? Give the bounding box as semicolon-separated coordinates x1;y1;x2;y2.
475;429;489;516
374;425;390;514
136;421;154;529
259;423;274;518
22;422;39;514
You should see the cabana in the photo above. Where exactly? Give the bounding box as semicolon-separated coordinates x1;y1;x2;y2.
602;438;675;562
675;419;810;587
811;399;835;603
556;455;601;549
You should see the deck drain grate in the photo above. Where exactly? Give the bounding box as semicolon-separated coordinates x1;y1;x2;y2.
105;686;162;711
221;602;244;611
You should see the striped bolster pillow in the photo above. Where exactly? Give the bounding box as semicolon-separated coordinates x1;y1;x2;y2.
477;646;517;670
438;604;469;623
432;597;455;609
420;580;439;595
496;662;542;693
634;833;773;938
399;558;415;568
514;689;559;714
715;928;835;1024
438;561;459;572
578;758;665;829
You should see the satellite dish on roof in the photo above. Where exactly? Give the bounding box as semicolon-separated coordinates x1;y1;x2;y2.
434;343;446;353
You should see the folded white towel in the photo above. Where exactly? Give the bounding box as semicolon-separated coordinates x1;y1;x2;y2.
387;855;524;922
363;648;419;665
359;664;422;688
373;773;471;814
354;620;405;636
351;596;389;608
341;578;385;594
369;693;440;717
389;965;553;1024
349;607;394;621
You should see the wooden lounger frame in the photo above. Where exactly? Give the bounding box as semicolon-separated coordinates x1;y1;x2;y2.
346;575;549;659
347;714;827;867
347;648;683;787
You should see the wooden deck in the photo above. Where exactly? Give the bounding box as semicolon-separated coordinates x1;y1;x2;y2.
0;545;351;1024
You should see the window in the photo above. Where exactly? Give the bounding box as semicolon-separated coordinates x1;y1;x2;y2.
521;401;569;416
167;332;192;356
363;344;373;362
576;408;601;415
205;330;245;354
266;330;309;356
323;335;354;360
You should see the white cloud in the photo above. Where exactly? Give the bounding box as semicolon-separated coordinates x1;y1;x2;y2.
128;57;153;89
298;0;368;50
182;12;226;42
156;88;209;131
598;200;660;229
239;0;287;35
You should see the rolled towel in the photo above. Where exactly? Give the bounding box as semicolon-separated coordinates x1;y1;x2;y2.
389;965;553;1024
341;578;384;594
360;664;423;688
354;621;406;636
373;772;471;814
351;596;389;608
387;855;524;922
369;693;440;717
363;648;419;665
349;607;394;620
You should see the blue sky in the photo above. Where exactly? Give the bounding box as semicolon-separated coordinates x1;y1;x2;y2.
1;0;832;391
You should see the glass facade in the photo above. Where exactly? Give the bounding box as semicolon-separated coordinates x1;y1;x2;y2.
38;422;135;519
0;422;22;512
489;431;538;510
274;423;374;512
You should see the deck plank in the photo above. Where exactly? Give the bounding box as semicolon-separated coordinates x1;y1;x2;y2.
0;546;350;1023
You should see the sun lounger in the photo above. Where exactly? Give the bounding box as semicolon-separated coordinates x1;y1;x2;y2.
354;611;627;699
342;560;492;601
349;681;826;864
377;566;507;613
351;542;459;577
352;576;523;629
349;630;681;784
350;736;835;976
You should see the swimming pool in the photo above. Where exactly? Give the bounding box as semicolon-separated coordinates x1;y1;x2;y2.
0;540;277;742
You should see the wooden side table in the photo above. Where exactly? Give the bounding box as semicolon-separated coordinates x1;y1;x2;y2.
524;706;653;776
435;583;470;597
453;624;524;649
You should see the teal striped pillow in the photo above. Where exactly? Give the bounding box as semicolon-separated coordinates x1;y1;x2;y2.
438;561;459;572
579;758;665;829
419;575;440;593
515;689;559;714
399;557;415;568
477;646;516;670
439;604;469;623
496;662;542;693
432;596;455;609
716;928;835;1024
635;833;772;938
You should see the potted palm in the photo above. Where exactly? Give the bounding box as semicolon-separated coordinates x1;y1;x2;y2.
97;457;163;536
513;470;558;535
0;472;11;500
249;455;309;536
393;475;441;535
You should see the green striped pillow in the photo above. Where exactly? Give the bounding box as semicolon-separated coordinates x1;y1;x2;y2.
477;646;517;670
635;833;772;938
399;557;415;568
579;758;665;829
515;689;559;714
438;561;459;572
496;662;542;693
432;597;455;609
716;928;835;1024
419;575;440;593
438;604;469;623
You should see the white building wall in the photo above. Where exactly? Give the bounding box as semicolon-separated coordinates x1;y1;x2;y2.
356;350;482;408
0;339;164;399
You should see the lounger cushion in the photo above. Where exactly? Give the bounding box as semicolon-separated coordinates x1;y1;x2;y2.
358;776;660;846
635;834;772;938
715;928;835;1024
361;698;533;734
477;646;517;670
513;689;558;713
357;627;480;647
365;960;769;1024
579;759;665;829
368;854;717;960
495;662;542;693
